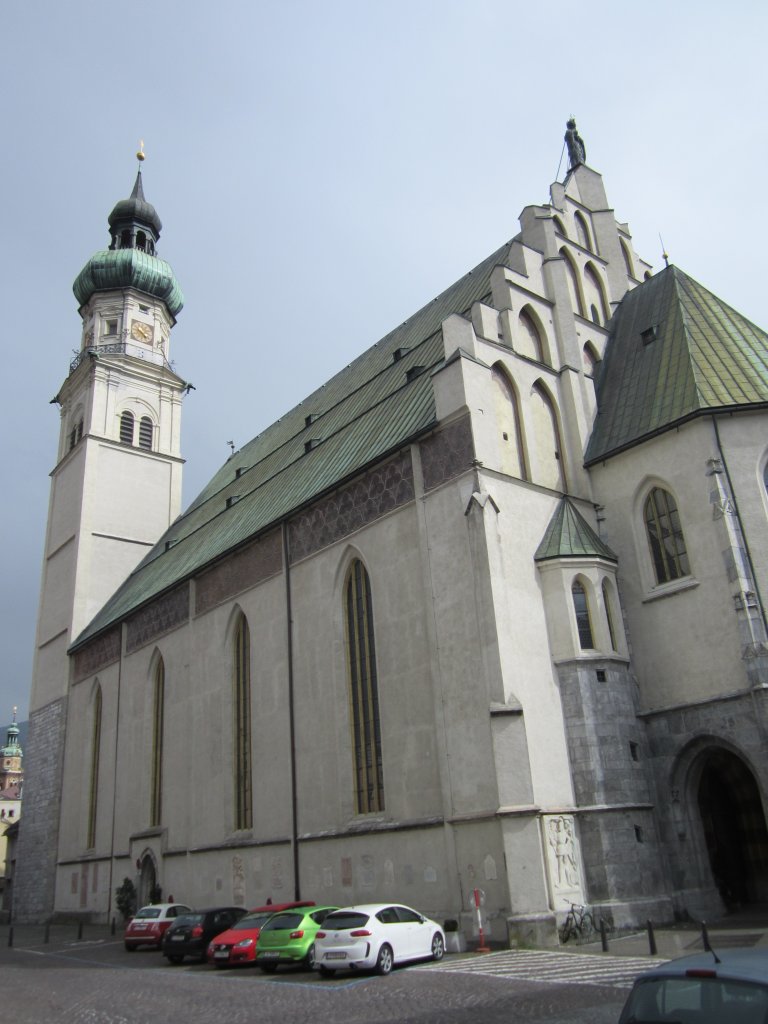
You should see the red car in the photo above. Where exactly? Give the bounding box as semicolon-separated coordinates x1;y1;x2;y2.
207;901;314;967
124;902;192;951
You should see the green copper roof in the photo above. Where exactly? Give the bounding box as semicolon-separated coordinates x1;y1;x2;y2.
534;496;617;562
72;240;515;649
73;248;185;316
585;266;768;464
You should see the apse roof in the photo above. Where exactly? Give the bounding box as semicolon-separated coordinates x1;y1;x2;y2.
585;265;768;464
534;496;617;562
71;239;514;649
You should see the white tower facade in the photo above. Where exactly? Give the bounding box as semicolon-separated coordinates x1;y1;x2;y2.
15;163;186;921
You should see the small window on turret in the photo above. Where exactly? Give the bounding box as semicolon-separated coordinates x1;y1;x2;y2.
104;319;118;337
137;231;147;252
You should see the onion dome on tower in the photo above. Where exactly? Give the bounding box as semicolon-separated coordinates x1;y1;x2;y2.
73;148;184;318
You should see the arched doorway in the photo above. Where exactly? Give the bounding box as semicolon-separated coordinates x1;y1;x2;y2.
697;749;768;907
138;853;157;907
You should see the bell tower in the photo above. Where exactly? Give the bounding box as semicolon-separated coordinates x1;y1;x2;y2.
15;151;187;921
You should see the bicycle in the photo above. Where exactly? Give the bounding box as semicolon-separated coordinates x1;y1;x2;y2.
558;901;597;944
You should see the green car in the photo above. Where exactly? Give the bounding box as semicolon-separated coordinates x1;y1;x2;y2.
256;906;338;972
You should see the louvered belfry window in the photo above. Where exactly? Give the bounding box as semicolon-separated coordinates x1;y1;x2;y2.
344;560;384;814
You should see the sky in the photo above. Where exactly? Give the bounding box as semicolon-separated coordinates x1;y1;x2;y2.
2;0;767;725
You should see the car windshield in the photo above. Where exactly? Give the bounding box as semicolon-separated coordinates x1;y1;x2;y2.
134;908;162;919
262;912;303;931
322;911;370;930
622;976;768;1022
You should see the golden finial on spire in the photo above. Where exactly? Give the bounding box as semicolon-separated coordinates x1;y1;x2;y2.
137;139;146;162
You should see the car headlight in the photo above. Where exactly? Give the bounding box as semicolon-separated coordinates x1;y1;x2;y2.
234;938;254;948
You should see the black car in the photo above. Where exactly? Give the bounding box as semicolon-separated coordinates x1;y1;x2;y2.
163;906;247;964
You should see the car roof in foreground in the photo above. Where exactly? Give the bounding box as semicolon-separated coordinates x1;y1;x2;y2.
638;947;768;985
326;903;419;915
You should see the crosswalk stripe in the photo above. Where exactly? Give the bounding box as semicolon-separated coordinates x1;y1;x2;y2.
415;949;665;989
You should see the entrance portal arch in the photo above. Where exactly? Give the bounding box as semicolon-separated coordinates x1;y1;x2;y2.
695;747;768;907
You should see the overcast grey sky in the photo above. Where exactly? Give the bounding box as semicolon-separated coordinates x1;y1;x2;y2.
2;0;767;725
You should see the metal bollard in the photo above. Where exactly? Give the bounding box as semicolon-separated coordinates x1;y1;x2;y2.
702;921;711;953
44;922;50;944
647;919;657;955
600;918;609;952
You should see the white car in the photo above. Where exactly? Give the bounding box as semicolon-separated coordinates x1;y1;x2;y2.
314;903;445;976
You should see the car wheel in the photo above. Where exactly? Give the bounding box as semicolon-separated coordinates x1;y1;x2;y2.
302;943;316;970
259;961;278;973
166;955;184;965
431;932;445;961
375;943;393;976
319;965;335;978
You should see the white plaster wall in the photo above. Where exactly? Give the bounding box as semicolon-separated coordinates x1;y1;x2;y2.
590;420;752;709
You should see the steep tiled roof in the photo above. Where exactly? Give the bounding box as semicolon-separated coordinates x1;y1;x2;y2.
585;266;768;465
72;240;515;649
534;496;617;562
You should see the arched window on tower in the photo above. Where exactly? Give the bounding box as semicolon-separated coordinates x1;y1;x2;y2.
491;366;528;479
139;416;153;451
344;559;384;814
87;684;102;849
572;581;595;649
120;410;135;445
603;579;618;651
644;487;690;584
574;211;593;251
233;613;253;830
136;230;147;252
517;307;546;364
150;658;165;828
120;229;131;249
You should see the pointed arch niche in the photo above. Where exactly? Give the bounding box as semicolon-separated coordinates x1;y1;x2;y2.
573;211;593;252
560;249;586;318
517;306;549;364
343;558;384;815
491;365;528;480
583;263;609;325
530;382;566;491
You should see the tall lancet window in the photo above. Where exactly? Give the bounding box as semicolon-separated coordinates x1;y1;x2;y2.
344;559;384;814
644;487;690;584
233;613;253;830
150;658;165;827
87;684;102;849
572;581;595;649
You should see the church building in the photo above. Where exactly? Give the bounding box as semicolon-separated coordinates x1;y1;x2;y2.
14;127;768;943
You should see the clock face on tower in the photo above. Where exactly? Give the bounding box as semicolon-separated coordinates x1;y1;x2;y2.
130;319;153;343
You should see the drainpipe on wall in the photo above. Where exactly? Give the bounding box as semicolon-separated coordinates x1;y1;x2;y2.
282;522;300;899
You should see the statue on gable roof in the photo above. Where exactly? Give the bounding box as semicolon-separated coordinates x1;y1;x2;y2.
565;118;586;169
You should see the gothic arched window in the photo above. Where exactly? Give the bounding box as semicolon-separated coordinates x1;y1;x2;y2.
644;487;690;584
233;614;253;830
572;581;595;649
344;559;384;814
87;684;102;849
120;410;134;445
150;658;165;828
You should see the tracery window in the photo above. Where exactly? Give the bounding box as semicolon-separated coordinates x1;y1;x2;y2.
344;559;384;814
572;581;595;649
120;410;134;445
644;487;690;584
87;684;102;849
150;658;165;828
233;614;253;830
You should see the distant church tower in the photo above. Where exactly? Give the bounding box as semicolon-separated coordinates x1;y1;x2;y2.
14;153;186;921
0;711;23;800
